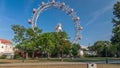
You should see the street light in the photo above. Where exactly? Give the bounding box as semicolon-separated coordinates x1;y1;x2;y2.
22;45;26;63
104;43;108;64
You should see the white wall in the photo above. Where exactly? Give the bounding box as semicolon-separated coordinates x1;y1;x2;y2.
0;42;14;55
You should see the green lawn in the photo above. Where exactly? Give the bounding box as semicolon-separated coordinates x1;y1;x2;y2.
0;57;120;63
63;57;120;62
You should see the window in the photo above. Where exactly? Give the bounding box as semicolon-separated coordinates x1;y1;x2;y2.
1;46;3;48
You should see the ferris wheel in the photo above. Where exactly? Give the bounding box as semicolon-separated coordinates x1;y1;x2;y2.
28;0;82;43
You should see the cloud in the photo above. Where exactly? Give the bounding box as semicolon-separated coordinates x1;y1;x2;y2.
82;1;115;33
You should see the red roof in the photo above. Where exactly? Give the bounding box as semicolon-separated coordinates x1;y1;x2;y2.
0;39;12;44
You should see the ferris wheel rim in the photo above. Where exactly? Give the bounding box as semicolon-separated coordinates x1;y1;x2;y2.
28;0;82;44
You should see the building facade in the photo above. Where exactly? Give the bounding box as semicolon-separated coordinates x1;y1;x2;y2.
0;39;14;58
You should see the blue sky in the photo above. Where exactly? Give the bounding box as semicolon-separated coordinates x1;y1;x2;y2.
0;0;119;46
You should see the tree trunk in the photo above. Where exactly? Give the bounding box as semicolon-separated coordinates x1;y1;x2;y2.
26;52;28;60
61;51;63;61
58;52;61;59
32;52;35;58
47;52;50;59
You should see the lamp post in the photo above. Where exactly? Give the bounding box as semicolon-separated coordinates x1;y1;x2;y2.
22;51;25;62
22;45;26;63
105;43;108;64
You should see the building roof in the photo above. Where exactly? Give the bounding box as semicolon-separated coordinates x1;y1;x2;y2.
0;39;12;44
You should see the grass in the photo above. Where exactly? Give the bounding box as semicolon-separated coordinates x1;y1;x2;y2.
0;58;120;68
0;57;120;63
64;57;120;62
0;58;63;63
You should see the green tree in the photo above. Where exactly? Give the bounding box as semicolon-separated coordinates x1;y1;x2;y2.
39;32;54;59
50;32;69;58
12;25;42;59
11;25;28;59
26;27;42;58
62;40;71;57
56;32;68;58
12;25;75;59
11;25;26;44
71;43;81;57
88;41;113;57
93;41;105;57
111;1;120;57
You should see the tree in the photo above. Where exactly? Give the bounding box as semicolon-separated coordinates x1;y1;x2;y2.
11;25;26;50
12;25;76;59
26;27;42;58
62;40;71;57
49;31;70;58
56;32;68;58
111;1;120;57
12;25;42;59
39;32;54;59
71;43;81;57
11;25;27;59
88;41;114;57
11;25;26;44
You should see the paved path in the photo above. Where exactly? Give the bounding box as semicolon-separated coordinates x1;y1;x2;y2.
84;60;120;64
0;62;86;66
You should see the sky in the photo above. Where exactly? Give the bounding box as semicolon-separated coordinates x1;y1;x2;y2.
0;0;119;46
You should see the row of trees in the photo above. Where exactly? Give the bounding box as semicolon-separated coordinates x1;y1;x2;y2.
11;25;81;59
87;1;120;57
87;41;114;57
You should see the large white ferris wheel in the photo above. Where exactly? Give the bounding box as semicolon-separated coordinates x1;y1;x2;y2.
28;0;83;43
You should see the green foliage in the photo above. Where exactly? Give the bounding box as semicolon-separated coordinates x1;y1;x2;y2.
88;41;114;57
11;25;26;43
71;43;81;57
11;24;81;59
0;55;7;59
14;51;21;59
111;1;120;57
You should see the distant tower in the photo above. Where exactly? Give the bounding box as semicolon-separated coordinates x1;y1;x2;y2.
55;23;63;32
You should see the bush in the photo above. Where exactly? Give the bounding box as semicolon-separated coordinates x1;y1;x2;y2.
0;55;7;59
14;52;21;59
83;53;97;57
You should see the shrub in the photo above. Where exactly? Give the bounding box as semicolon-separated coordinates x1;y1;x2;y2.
0;55;7;59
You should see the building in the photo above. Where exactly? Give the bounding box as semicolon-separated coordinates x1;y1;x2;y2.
78;45;97;57
0;39;14;59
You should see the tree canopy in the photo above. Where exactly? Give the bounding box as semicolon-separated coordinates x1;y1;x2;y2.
111;1;120;57
11;25;81;59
